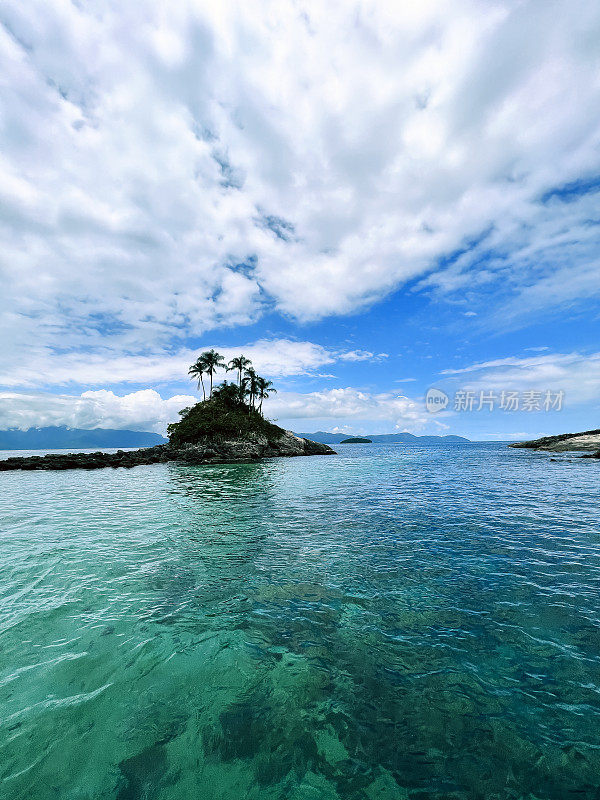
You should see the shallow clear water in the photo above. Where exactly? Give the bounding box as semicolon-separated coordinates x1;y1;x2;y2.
1;443;600;799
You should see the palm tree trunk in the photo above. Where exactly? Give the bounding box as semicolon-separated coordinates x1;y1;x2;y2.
199;376;206;401
209;370;213;398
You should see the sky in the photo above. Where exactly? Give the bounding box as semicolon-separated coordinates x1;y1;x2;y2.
1;0;600;440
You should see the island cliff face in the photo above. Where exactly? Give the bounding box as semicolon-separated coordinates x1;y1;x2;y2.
0;431;335;471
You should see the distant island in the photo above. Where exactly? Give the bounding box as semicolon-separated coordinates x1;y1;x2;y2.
340;437;372;443
296;431;470;444
0;426;167;450
0;351;334;471
510;429;600;456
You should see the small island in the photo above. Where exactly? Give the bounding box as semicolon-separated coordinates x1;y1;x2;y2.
0;351;335;471
340;437;372;444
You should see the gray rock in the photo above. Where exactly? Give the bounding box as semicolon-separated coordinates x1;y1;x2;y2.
0;434;335;471
509;429;600;452
581;449;600;459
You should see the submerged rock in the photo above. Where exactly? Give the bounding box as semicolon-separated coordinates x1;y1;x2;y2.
0;433;335;471
581;449;600;459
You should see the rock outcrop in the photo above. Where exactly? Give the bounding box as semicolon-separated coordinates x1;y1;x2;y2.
0;433;335;471
509;429;600;452
174;430;334;464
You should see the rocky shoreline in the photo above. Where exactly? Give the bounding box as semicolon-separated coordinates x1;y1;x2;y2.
0;432;335;471
509;429;600;457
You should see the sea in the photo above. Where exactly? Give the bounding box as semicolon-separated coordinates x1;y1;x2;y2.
1;442;599;799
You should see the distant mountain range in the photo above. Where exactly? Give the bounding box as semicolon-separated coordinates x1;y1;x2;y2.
0;425;469;451
297;431;470;444
0;426;167;450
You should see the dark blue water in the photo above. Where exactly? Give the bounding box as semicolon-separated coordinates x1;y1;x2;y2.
1;442;600;799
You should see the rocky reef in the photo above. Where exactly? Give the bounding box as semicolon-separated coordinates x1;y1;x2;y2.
0;432;335;471
509;429;600;453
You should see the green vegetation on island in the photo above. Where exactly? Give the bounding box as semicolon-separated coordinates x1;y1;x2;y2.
340;437;372;444
167;351;281;446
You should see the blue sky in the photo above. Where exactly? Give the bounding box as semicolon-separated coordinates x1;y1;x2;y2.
1;0;599;440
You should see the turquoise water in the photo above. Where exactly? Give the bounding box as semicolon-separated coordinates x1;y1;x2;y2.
1;442;600;799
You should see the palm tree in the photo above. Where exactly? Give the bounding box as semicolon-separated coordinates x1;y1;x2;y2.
242;367;259;410
227;355;252;389
212;380;243;407
188;359;206;401
256;377;276;415
198;349;226;398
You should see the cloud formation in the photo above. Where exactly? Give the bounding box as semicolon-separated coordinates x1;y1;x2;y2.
266;388;430;429
1;385;432;434
1;0;600;384
0;390;196;433
441;351;600;405
0;338;344;388
339;350;388;363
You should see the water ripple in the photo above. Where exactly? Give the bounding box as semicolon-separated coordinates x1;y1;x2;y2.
1;443;600;798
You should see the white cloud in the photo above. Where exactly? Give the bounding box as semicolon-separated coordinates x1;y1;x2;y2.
441;351;600;404
0;385;432;434
339;350;388;362
1;0;600;378
265;387;430;429
0;338;344;388
0;390;196;434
